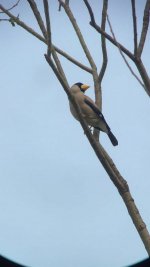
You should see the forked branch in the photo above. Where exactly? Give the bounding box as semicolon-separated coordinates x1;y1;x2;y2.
0;3;92;74
83;0;134;61
83;0;150;96
106;14;145;90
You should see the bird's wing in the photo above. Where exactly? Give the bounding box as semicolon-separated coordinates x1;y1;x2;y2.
84;98;110;131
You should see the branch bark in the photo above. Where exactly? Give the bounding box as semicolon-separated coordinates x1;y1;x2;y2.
27;0;47;39
98;0;108;84
43;0;52;56
131;0;138;55
0;0;20;13
137;0;150;57
94;0;108;141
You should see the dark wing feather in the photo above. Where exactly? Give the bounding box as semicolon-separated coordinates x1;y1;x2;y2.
84;98;110;130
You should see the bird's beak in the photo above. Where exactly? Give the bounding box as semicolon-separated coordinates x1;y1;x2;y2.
81;84;90;91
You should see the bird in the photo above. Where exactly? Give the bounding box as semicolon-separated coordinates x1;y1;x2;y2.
69;82;118;146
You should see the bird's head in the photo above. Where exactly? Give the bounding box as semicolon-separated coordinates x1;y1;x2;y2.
72;82;90;93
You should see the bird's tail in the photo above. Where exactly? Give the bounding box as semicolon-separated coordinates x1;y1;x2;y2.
108;130;118;146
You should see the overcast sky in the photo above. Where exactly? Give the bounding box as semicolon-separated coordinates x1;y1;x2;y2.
0;1;150;267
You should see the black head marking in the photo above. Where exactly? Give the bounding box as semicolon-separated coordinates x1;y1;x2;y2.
74;82;84;92
74;82;83;88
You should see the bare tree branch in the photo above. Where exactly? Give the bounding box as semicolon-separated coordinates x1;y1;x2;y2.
29;0;67;82
131;0;138;55
58;1;97;71
106;14;145;90
27;0;93;77
0;18;10;22
58;0;101;111
58;0;102;146
0;0;20;13
43;0;52;56
44;56;127;194
27;0;47;39
99;0;108;84
83;0;150;96
93;0;108;141
0;4;45;40
59;0;69;11
0;4;92;74
1;2;149;95
1;0;150;256
137;0;150;57
135;58;150;95
54;46;92;73
83;0;135;61
46;54;150;256
52;47;69;86
45;55;70;96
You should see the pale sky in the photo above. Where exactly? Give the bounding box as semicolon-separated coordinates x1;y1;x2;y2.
0;1;150;267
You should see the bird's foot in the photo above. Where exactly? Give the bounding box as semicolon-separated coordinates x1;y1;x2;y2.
83;126;93;134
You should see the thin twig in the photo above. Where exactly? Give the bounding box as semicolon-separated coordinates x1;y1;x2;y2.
0;4;46;41
0;0;20;13
106;13;145;89
0;18;10;21
54;46;92;73
58;3;62;11
43;0;52;56
83;0;135;61
0;4;92;74
131;0;138;55
99;0;108;84
27;0;47;39
137;0;150;57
